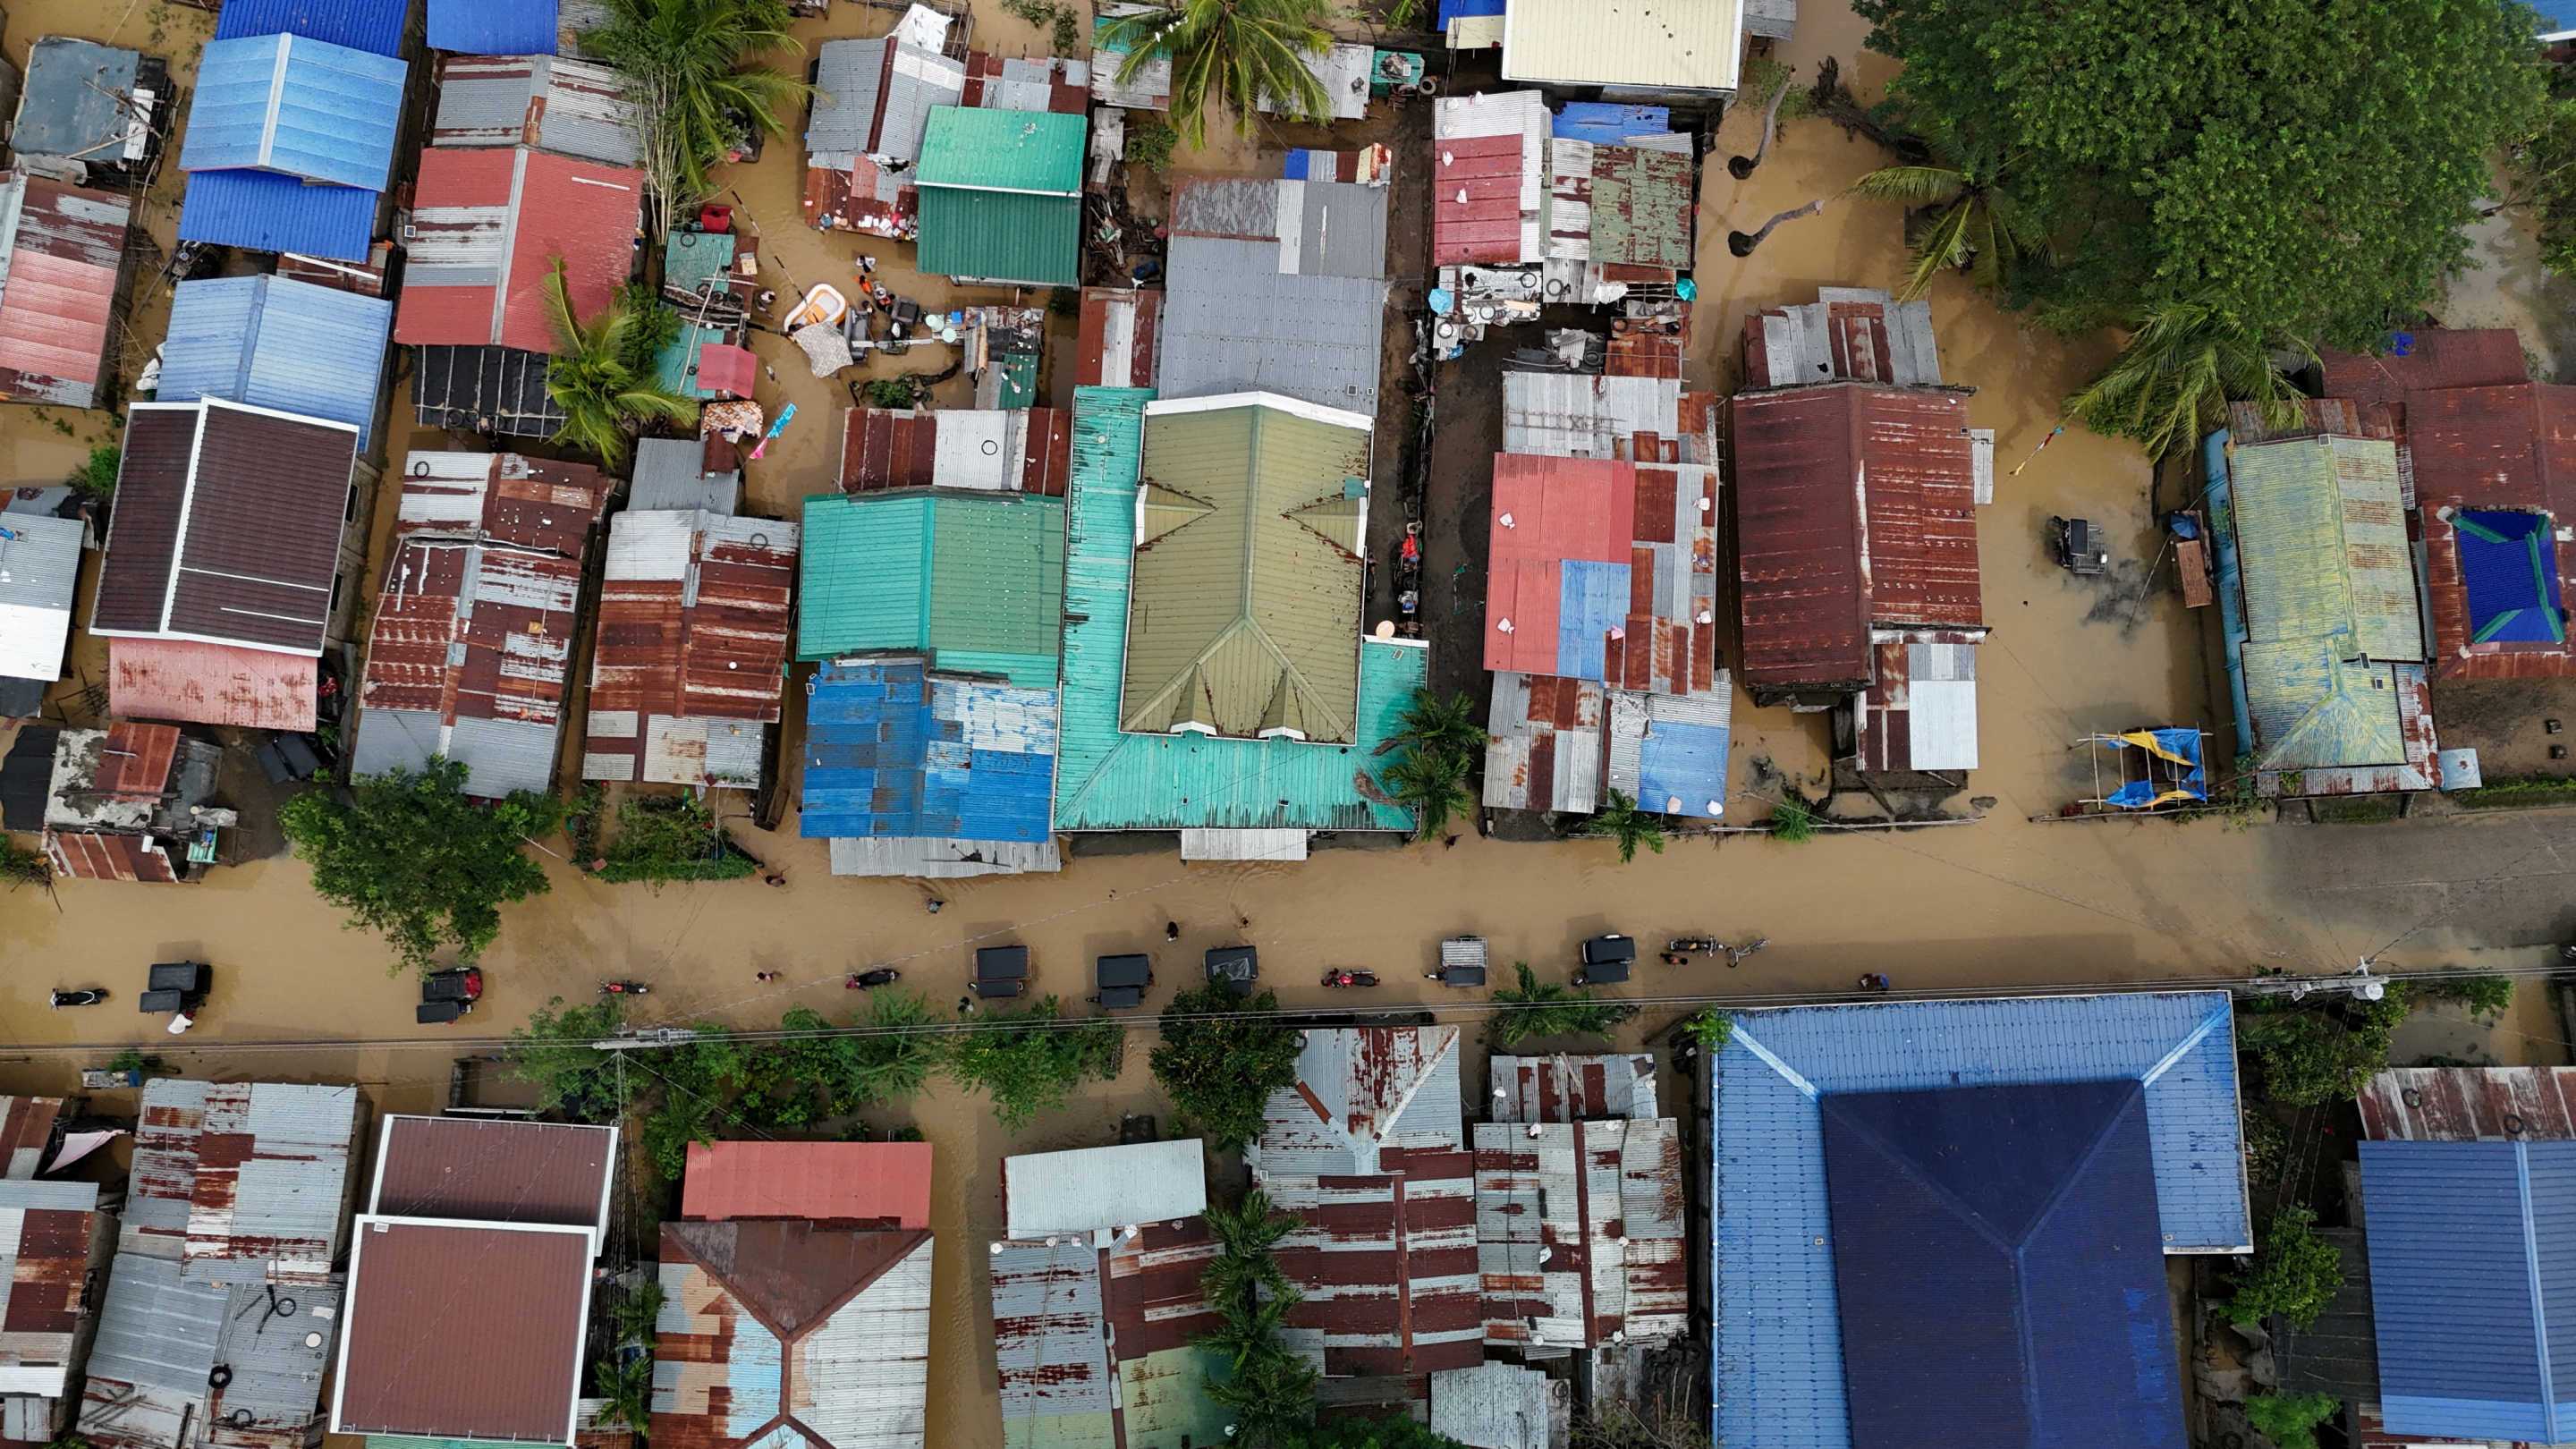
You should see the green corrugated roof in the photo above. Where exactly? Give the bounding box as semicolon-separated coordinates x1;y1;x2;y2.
1121;1347;1233;1449
1582;143;1695;270
1123;401;1371;741
798;490;1066;683
917;106;1086;192
916;187;1081;287
665;229;736;300
1001;1412;1117;1449
1053;386;1420;832
656;324;725;399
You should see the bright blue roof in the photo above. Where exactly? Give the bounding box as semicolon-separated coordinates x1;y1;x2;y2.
176;170;377;259
181;35;405;189
2457;509;2565;644
428;0;560;55
1823;1080;2184;1449
2362;1140;2576;1443
800;659;1059;843
1637;718;1728;818
214;0;407;55
159;275;394;448
1708;992;2248;1449
1554;102;1671;142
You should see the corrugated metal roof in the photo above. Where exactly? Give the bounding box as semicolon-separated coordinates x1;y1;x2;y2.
0;513;83;685
1474;1117;1685;1352
1851;631;1980;775
335;1220;590;1442
2360;1140;2576;1443
175;1081;358;1284
1482;670;1603;813
1157;236;1386;416
1484;454;1719;695
1743;292;1944;390
0;170;132;408
631;436;740;513
806;37;963;171
43;722;178;833
0;1097;64;1181
1624;684;1732;815
826;834;1062;877
917;104;1086;192
1502;0;1742;94
12;39;145;165
961;52;1090;113
2360;1066;2576;1141
431;54;638;165
159;275;393;448
654;1222;932;1449
176;169;378;261
1053;386;1421;832
799;658;1059;847
992;1238;1114;1430
354;451;612;798
2320;326;2529;406
44;829;180;882
681;1141;931;1228
989;1216;1226;1449
371;1117;614;1233
1502;371;1684;461
1001;1141;1205;1240
1433;91;1546;266
1123;398;1370;741
428;0;563;55
1544;140;1690;271
838;407;1072;496
583;505;796;786
214;0;407;55
395;147;643;354
916;186;1079;286
1255;1027;1464;1178
1077;287;1160;389
0;1179;104;1402
1431;1362;1563;1449
182;35;404;189
798;490;1064;679
106;638;317;732
80;1254;344;1449
1708;993;2250;1449
1489;1054;1659;1123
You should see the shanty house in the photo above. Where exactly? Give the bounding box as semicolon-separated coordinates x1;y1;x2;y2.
913;105;1084;287
395;146;643;355
2206;429;2436;795
798;488;1064;682
1732;289;1987;775
334;1115;614;1448
41;721;221;883
656;1140;934;1449
1250;1027;1480;1395
351;451;614;798
0;511;83;715
0;169;134;408
1431;1362;1570;1449
78;1080;364;1449
89;398;364;731
1052;386;1421;853
175;30;407;260
837;406;1074;495
428;53;639;165
802;9;962;241
659;228;758;401
0;1097;113;1441
990;1140;1225;1449
1707;992;2250;1449
9;38;165;184
1434;90;1547;268
1473;1082;1685;1368
1499;0;1743;99
1157;177;1389;417
157;275;395;450
430;0;573;58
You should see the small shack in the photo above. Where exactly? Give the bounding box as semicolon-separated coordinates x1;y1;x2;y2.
41;721;223;883
913;106;1084;287
0;169;133;408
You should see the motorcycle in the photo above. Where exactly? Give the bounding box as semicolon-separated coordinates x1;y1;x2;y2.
1666;937;1718;955
847;968;902;989
49;988;107;1008
599;980;652;996
1322;970;1380;988
1392;523;1424;640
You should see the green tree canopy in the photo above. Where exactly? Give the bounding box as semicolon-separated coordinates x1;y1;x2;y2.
1490;962;1639;1049
1855;0;2543;350
2226;1205;2345;1329
585;0;809;234
505;996;625;1123
279;757;563;973
949;998;1125;1131
1102;0;1335;146
1152;983;1303;1152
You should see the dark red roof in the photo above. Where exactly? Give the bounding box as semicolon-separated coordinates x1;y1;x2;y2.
1432;133;1526;267
682;1141;933;1227
45;829;179;882
1077;286;1160;388
2319;328;2528;408
336;1221;590;1442
839;408;938;491
371;1117;613;1228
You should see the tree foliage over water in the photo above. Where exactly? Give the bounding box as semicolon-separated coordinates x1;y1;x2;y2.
1152;983;1303;1152
279;758;562;973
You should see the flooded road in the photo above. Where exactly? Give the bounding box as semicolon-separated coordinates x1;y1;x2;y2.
8;0;2576;1444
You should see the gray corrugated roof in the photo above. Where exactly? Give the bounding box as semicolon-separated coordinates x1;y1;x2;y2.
1157;235;1385;416
630;437;741;513
14;38;141;162
826;835;1063;877
446;714;561;799
806;38;887;170
991;1238;1112;1422
80;1253;344;1449
1252;1027;1463;1177
434;55;639;166
349;708;438;781
1282;181;1387;279
1431;1361;1563;1449
1502;370;1680;457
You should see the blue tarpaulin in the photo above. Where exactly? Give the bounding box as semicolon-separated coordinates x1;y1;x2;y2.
2457;508;2565;644
2088;728;2207;809
1553;102;1671;143
428;0;563;56
1437;0;1504;20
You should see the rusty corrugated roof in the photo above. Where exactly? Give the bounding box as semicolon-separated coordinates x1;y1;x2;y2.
1077;286;1160;388
0;1097;63;1179
583;507;798;785
2359;1066;2576;1141
44;829;180;882
0;169;133;408
1473;1118;1685;1352
1488;1054;1658;1122
2320;328;2529;408
681;1141;931;1227
337;1219;592;1442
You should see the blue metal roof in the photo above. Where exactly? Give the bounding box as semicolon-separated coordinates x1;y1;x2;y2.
159;275;393;448
176;170;377;260
1708;992;2248;1449
1554;102;1671;142
2361;1140;2576;1443
1637;718;1728;818
1438;0;1505;21
1823;1080;2184;1449
214;0;409;55
181;34;405;190
801;659;1059;843
428;0;561;54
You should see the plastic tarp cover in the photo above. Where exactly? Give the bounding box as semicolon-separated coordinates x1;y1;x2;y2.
2456;509;2566;644
2091;727;2207;809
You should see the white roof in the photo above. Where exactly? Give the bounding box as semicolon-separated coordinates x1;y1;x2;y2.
0;514;83;682
1502;0;1743;94
1000;1140;1206;1240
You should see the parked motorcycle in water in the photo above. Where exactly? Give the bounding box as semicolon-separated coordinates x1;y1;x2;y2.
847;968;902;989
598;980;652;996
1322;970;1380;988
49;988;106;1008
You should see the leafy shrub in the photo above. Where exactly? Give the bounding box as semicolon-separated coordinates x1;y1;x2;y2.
2245;1391;2338;1449
2226;1206;2344;1329
2415;972;2514;1018
949;997;1124;1131
1770;797;1817;843
2240;988;2412;1106
1128;119;1180;174
598;793;757;886
71;445;119;497
1672;1007;1735;1052
1491;962;1638;1049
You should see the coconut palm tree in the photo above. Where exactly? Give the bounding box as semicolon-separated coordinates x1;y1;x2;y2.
1101;0;1335;147
1845;126;2044;301
1389;688;1489;762
585;0;809;237
2064;298;2314;461
1380;745;1474;842
543;259;700;468
1585;788;1668;864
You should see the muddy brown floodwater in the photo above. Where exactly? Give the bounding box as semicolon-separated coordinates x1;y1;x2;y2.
10;0;2576;1444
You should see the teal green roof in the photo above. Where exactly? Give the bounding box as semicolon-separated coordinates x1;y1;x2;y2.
917;106;1086;192
917;187;1081;287
664;229;737;301
1052;386;1421;832
656;324;725;399
799;489;1066;683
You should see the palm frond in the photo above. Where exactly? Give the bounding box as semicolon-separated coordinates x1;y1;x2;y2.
1846;165;1967;206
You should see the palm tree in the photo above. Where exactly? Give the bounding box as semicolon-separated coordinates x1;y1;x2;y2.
543;259;700;468
1380;746;1473;842
1845;126;2043;301
585;0;810;237
1585;788;1667;864
2064;298;2314;461
1101;0;1335;147
1391;688;1489;762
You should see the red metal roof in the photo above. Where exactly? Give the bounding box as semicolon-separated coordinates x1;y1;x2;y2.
1731;386;1980;690
839;408;938;491
2320;327;2529;408
0;173;131;407
44;829;179;882
395;147;642;354
2358;1067;2576;1141
695;342;756;398
107;637;316;730
371;1117;614;1227
338;1221;591;1442
1433;133;1528;267
680;1141;933;1228
1076;286;1160;389
93;721;179;798
1485;453;1635;674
